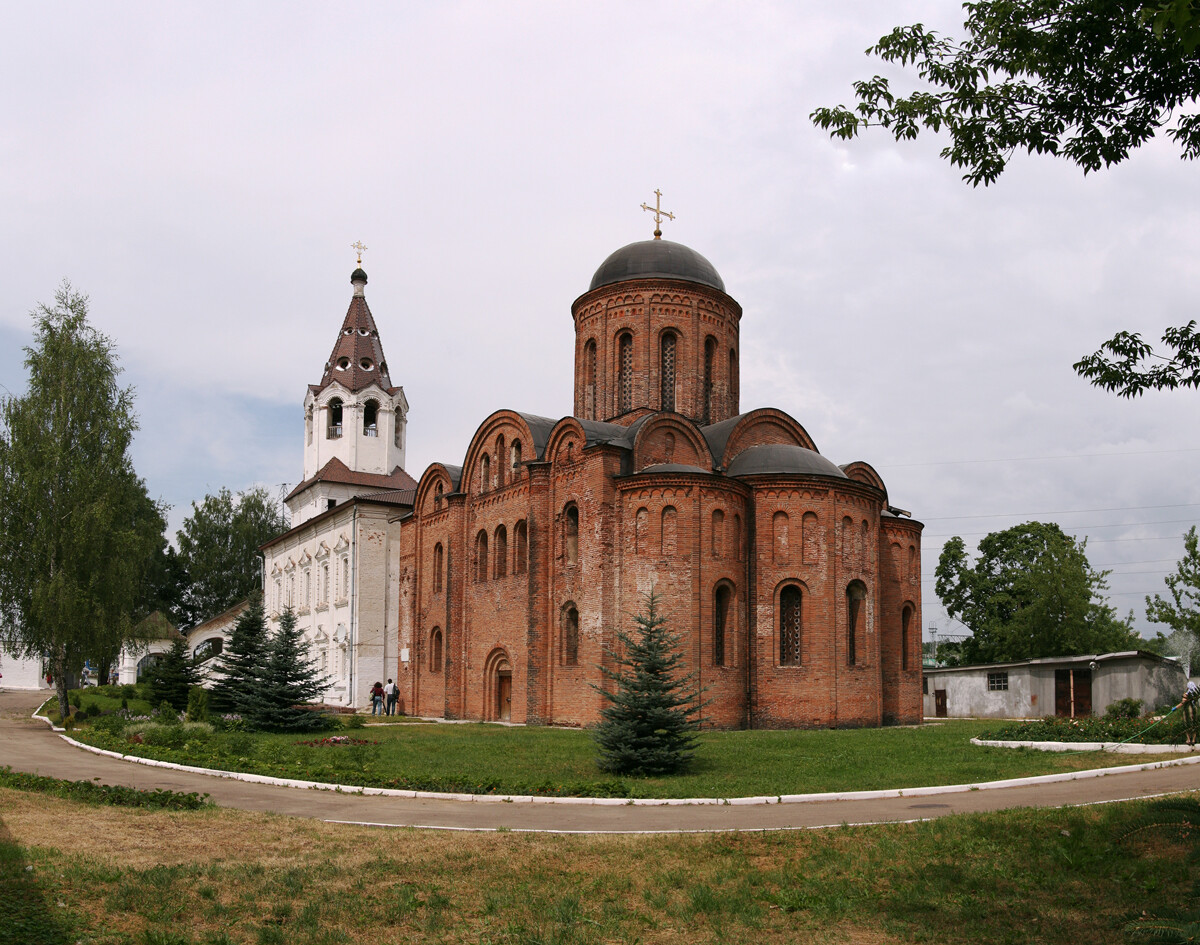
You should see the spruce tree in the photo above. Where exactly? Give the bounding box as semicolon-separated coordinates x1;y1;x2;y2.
240;606;332;732
593;590;703;776
209;594;268;715
147;636;200;711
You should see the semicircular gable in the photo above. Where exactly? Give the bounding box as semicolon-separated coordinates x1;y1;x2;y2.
632;415;712;472
840;461;888;500
415;462;461;516
716;408;817;468
460;410;550;492
545;417;587;467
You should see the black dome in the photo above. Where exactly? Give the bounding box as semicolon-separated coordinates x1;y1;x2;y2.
589;239;725;293
350;267;368;284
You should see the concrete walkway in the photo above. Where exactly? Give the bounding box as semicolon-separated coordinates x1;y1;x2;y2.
2;688;1196;833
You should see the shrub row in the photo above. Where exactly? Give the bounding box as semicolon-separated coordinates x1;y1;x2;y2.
979;713;1189;744
0;766;211;809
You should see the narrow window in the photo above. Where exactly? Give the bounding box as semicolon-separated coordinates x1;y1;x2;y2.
841;516;854;567
321;564;329;603
363;399;378;437
433;543;444;593
661;506;677;555
563;605;579;666
476;530;489;583
773;511;789;565
901;605;913;671
734;513;743;561
430;628;443;673
802;512;819;565
703;336;716;423
495;436;506;487
510;440;522;479
327;398;343;439
618;332;633;413
862;520;871;567
847;582;866;666
341;558;349;599
480;454;491;493
729;348;738;408
306;407;313;445
514;520;528;574
780;586;802;665
434;481;443;509
660;332;677;411
711;509;725;558
714;583;732;666
494;524;508;578
636;507;648;555
584;339;597;419
394;408;403;447
565;504;579;566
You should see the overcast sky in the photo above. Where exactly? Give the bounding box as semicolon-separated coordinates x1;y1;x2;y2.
3;2;1199;642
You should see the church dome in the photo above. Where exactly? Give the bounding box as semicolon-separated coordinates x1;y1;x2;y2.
726;444;848;480
588;239;725;293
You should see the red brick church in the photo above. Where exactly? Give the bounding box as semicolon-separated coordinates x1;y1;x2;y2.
266;220;924;728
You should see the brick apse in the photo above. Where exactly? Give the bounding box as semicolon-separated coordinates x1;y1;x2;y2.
396;233;924;729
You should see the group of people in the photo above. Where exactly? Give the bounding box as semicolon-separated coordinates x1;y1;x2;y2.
370;678;400;716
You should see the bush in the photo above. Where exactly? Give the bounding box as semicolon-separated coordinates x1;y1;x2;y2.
186;686;210;723
1105;697;1144;720
84;702;101;718
122;684;137;699
69;691;81;708
91;712;127;736
343;713;366;730
155;701;182;725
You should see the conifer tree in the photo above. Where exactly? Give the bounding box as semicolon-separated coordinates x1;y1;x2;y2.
147;636;200;711
240;606;331;732
593;591;703;776
209;594;268;715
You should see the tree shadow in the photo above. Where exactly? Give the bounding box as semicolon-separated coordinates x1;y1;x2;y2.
0;816;76;945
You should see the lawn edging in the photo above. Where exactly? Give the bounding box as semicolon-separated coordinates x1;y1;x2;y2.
972;737;1199;754
57;731;1200;807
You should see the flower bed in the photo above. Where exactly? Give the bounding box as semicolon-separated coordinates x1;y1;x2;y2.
979;714;1188;744
294;736;377;747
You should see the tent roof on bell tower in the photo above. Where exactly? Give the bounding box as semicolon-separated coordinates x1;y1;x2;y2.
314;267;398;396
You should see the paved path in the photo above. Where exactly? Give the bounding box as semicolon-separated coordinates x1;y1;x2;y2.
2;688;1196;833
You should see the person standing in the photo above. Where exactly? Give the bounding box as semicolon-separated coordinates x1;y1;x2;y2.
1178;679;1200;748
370;680;385;716
384;678;398;716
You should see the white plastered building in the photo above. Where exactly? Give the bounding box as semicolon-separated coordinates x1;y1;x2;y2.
260;266;416;709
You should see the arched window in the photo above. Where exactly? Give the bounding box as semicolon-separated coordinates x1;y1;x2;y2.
802;512;819;565
480;454;491;493
847;581;866;666
495;436;506;487
773;511;790;565
780;585;802;666
584;339;597;419
476;530;489;583
729;348;738;408
618;332;633;413
661;506;677;555
327;398;343;439
341;557;349;600
711;509;725;558
635;507;648;555
394;408;404;447
430;628;443;672
434;481;444;509
841;516;855;567
363;400;378;437
306;406;313;445
901;605;913;671
564;504;579;566
704;336;717;423
494;524;508;578
433;543;443;593
660;332;677;411
562;604;579;666
714;583;733;667
514;520;528;575
510;440;522;480
321;563;329;603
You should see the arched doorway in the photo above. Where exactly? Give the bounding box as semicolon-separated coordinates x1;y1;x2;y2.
484;649;513;722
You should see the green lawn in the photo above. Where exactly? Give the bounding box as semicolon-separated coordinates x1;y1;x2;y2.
68;717;1171;799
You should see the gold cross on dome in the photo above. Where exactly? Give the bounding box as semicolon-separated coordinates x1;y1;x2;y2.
351;240;368;265
640;189;675;239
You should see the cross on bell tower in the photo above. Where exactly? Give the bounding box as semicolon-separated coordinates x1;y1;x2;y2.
640;189;675;240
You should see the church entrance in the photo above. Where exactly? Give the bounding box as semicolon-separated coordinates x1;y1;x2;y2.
497;670;512;722
484;649;513;722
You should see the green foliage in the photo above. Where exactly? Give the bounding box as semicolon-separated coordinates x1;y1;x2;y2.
593;591;702;776
186;685;209;722
69;691;81;708
935;521;1139;664
239;607;332;733
1144;527;1200;675
981;712;1187;743
175;487;287;629
0;282;167;720
0;765;210;809
1106;697;1145;719
343;713;366;730
209;594;268;715
1121;797;1200;941
148;637;201;711
811;0;1200;187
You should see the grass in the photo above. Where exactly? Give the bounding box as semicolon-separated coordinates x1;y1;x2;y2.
0;766;211;810
1;784;1194;944
67;716;1174;799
